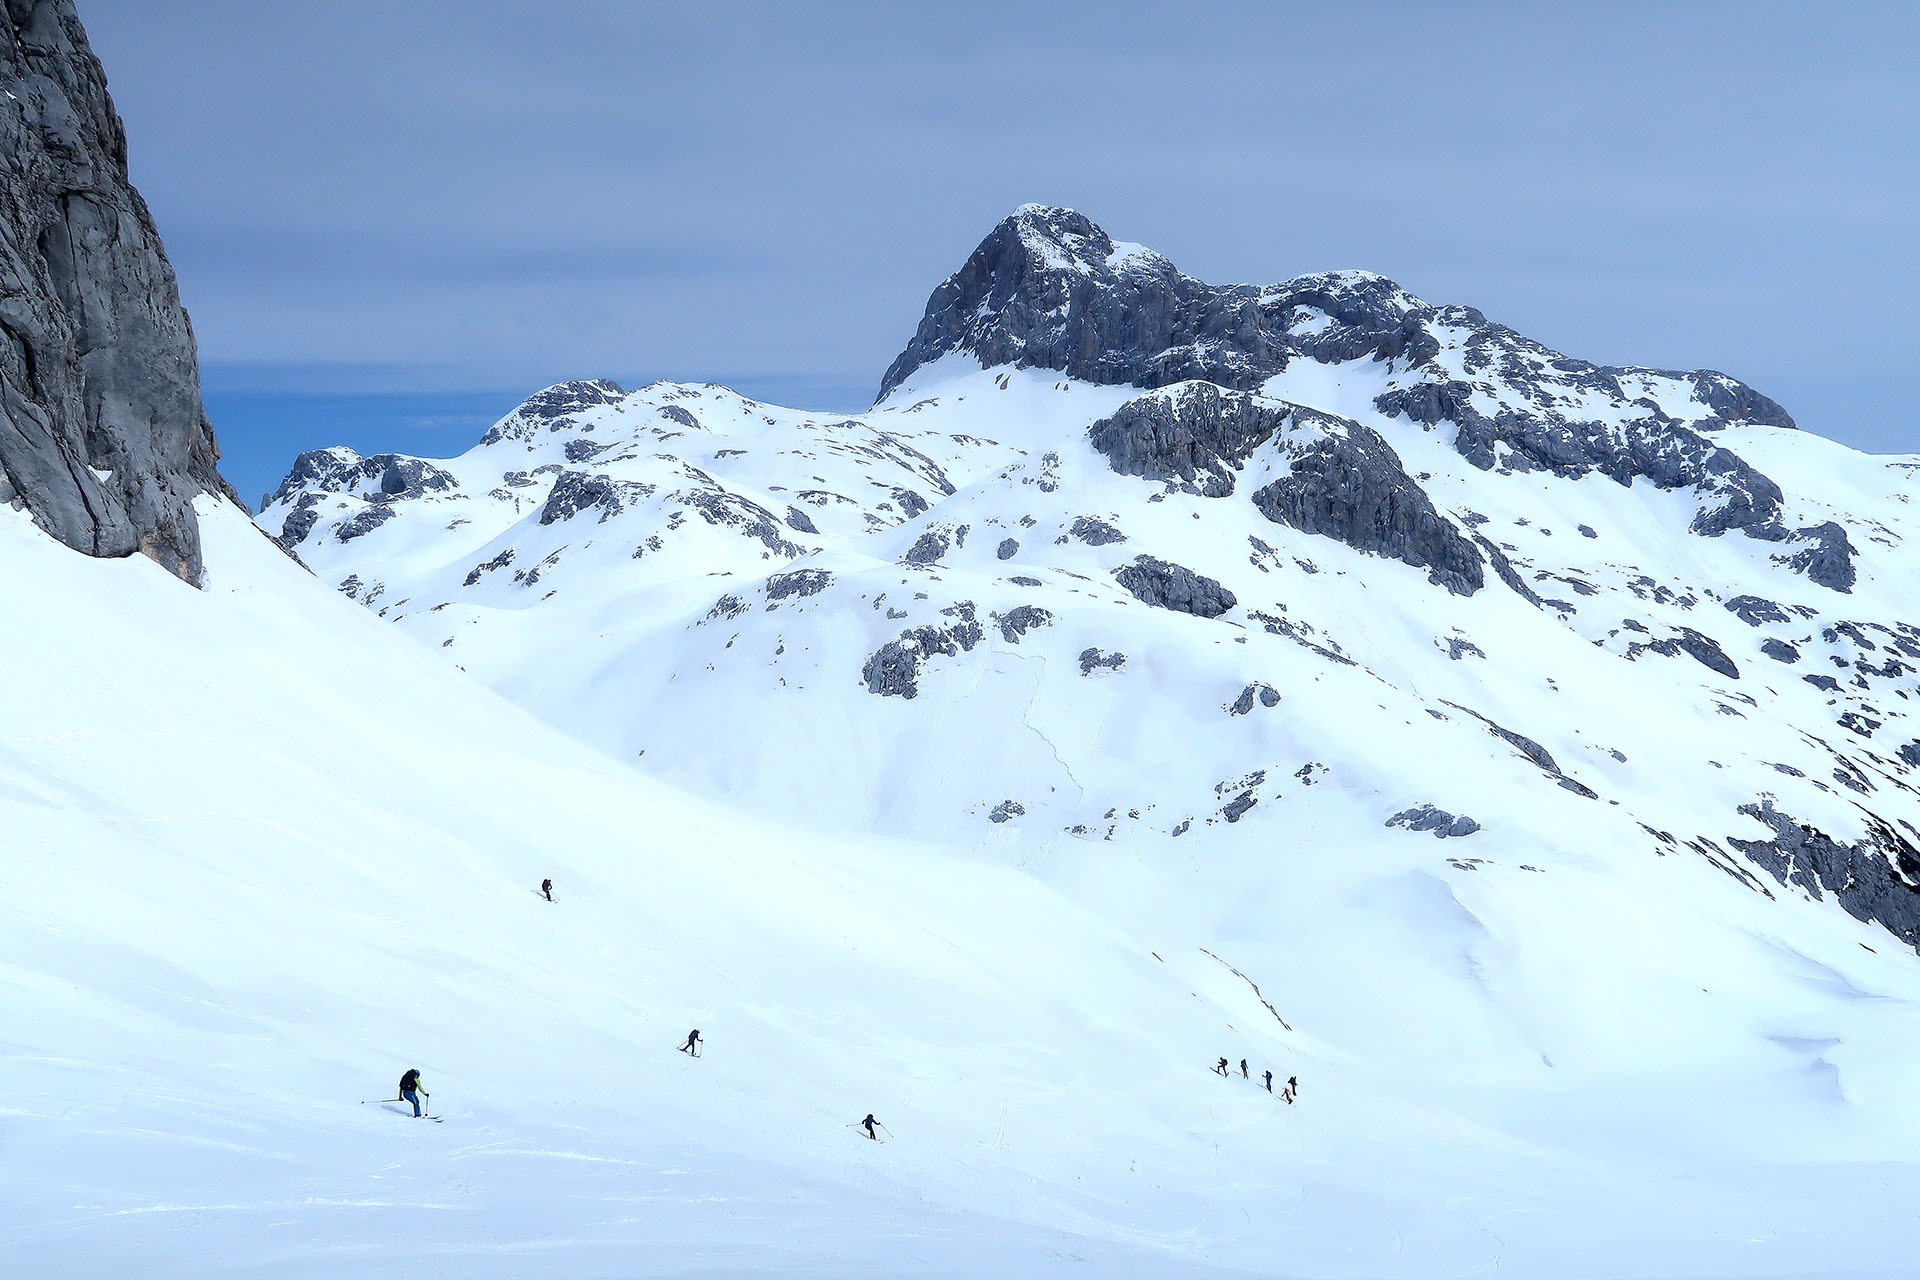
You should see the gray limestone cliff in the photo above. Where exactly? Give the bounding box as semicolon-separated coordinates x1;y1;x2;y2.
879;205;1842;587
1088;383;1490;596
0;0;235;582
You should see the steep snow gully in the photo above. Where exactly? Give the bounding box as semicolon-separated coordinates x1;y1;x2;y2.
7;201;1920;1279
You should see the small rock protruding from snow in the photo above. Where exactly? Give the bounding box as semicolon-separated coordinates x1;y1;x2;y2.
1388;805;1482;838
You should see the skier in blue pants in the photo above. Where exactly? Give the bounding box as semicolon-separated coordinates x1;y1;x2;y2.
399;1068;428;1117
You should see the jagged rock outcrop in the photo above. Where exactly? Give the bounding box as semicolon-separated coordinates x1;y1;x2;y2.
878;206;1290;399
539;471;656;525
1784;521;1857;594
265;448;456;509
884;206;1839;586
0;0;237;581
1088;382;1294;497
1250;426;1488;597
481;379;628;447
1728;800;1920;948
1388;805;1481;838
1090;382;1489;596
1113;555;1236;618
861;603;986;699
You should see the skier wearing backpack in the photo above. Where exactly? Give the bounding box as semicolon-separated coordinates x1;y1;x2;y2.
1263;1069;1274;1093
860;1113;879;1140
1284;1075;1298;1104
541;878;553;902
679;1029;702;1057
399;1068;428;1118
1214;1057;1230;1076
1240;1058;1249;1079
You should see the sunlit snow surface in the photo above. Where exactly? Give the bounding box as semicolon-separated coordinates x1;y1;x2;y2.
1;413;1916;1271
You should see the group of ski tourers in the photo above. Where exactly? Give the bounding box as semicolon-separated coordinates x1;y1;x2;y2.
1215;1056;1298;1103
378;883;886;1133
379;878;1289;1137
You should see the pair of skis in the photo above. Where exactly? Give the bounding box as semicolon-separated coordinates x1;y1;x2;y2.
361;1096;443;1122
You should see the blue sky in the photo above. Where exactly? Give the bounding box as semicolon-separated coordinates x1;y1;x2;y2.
80;1;1920;506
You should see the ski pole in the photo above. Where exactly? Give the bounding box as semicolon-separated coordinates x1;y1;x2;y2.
360;1098;402;1104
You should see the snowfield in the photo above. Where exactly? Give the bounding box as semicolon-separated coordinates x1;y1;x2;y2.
8;204;1920;1277
9;499;1920;1278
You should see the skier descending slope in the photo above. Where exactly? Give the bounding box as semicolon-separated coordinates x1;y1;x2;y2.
678;1029;701;1057
858;1113;887;1142
399;1068;428;1117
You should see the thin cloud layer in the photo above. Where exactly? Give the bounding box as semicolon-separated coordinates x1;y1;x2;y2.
82;0;1920;457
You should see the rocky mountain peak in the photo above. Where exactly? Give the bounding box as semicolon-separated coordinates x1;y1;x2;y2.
878;204;1281;400
0;0;237;583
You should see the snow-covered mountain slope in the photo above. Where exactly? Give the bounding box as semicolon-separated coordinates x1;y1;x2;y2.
261;206;1920;966
0;501;1307;1276
16;493;1920;1279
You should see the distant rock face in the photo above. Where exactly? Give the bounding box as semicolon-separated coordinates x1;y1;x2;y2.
1250;424;1487;597
1088;382;1291;498
882;203;1791;416
878;206;1292;399
481;379;628;447
0;1;236;581
885;205;1845;590
265;448;455;510
1387;805;1481;838
1113;554;1236;618
1728;800;1920;949
1090;383;1489;596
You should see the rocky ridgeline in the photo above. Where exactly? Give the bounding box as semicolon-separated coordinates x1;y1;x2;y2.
262;206;1920;954
884;205;1842;591
0;1;235;582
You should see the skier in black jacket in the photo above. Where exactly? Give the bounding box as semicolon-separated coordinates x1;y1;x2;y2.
541;878;553;901
399;1068;428;1117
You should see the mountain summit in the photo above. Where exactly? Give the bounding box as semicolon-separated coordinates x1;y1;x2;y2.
880;205;1792;430
261;208;1919;960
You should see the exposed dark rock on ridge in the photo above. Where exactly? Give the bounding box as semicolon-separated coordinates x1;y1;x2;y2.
882;205;1835;586
1088;382;1296;498
1089;383;1490;596
1249;425;1486;598
481;379;628;446
879;205;1461;402
879;206;1291;400
0;0;237;581
861;602;985;698
1728;799;1920;950
266;448;456;509
1388;805;1481;838
882;205;1789;428
1375;378;1848;588
1113;554;1236;618
1784;521;1857;594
